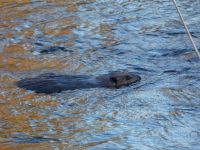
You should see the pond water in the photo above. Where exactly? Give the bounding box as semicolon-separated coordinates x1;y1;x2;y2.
0;0;200;149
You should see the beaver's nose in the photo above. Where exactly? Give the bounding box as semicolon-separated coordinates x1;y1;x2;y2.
134;75;141;82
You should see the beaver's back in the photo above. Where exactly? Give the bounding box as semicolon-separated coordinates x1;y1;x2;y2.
16;72;141;94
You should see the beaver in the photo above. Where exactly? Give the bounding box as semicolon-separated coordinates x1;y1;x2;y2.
16;71;141;94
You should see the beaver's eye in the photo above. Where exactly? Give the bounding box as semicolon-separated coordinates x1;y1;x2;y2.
125;75;131;80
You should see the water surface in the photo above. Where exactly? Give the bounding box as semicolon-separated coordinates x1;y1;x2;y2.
0;0;200;149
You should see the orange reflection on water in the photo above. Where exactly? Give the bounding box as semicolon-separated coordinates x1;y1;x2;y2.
0;75;59;133
0;0;105;149
1;44;69;72
0;0;31;22
0;41;65;145
0;142;63;150
42;17;77;37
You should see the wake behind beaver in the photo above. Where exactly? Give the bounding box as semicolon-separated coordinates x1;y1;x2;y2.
16;71;141;94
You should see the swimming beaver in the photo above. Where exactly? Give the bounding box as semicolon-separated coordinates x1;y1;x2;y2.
16;72;141;94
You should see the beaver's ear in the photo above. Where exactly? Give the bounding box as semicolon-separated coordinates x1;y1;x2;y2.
110;76;118;85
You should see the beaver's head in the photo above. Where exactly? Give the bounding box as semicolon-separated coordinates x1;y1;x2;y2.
109;72;141;88
98;71;141;88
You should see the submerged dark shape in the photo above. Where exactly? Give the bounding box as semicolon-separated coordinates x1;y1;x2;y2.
39;46;70;54
11;136;59;144
33;43;73;54
16;72;141;94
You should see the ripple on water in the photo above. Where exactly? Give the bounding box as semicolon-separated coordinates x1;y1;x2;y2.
0;0;200;149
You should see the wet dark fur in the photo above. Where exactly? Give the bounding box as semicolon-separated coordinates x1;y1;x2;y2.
16;72;141;94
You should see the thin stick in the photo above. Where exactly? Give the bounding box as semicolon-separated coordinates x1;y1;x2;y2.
172;0;200;59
